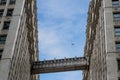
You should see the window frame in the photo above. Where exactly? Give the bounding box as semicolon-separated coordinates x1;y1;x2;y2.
0;35;7;44
6;9;14;16
117;60;120;71
112;0;119;7
0;9;4;17
116;42;120;52
0;50;3;60
9;0;16;4
114;27;120;36
113;12;120;21
0;0;6;5
3;21;10;30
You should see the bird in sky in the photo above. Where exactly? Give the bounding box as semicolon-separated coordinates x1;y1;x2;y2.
72;43;75;46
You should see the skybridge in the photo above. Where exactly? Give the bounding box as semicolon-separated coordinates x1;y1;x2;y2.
31;57;89;74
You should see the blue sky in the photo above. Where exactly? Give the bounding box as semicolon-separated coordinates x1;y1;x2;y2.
37;0;90;80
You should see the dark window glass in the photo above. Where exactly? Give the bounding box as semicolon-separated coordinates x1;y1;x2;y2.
0;0;6;5
6;9;13;16
0;50;3;60
0;35;7;44
3;21;10;30
113;13;120;21
112;0;119;7
0;9;4;17
117;60;120;70
115;27;120;36
9;0;16;4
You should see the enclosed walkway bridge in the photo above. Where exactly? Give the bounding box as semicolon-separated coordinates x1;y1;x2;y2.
31;57;89;74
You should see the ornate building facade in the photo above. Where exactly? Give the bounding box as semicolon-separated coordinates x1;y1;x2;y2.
83;0;120;80
0;0;39;80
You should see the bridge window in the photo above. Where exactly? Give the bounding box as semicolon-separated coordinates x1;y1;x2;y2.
112;0;119;7
113;12;120;21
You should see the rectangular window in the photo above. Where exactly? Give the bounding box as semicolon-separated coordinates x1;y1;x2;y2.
9;0;16;4
116;43;120;52
0;0;6;5
112;0;119;7
3;21;10;30
117;60;120;70
6;9;13;16
0;35;7;44
113;13;120;21
0;9;4;17
0;50;3;60
115;27;120;36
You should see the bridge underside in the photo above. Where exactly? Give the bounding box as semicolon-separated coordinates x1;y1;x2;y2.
31;57;89;74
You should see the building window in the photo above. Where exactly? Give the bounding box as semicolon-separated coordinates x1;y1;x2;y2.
113;13;120;21
0;35;7;44
117;60;120;70
0;9;4;17
112;0;119;7
6;9;13;16
0;50;3;60
115;27;120;36
9;0;16;4
3;21;10;30
116;43;120;52
0;0;6;5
